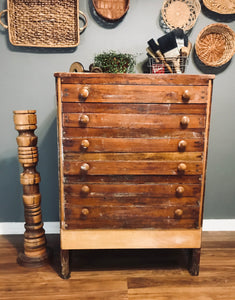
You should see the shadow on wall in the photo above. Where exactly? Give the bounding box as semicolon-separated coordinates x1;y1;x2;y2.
0;157;23;222
37;113;59;222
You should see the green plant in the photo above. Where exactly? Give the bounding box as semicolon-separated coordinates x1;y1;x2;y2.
93;51;136;73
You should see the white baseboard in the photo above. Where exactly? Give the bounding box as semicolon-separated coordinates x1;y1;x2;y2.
0;220;234;235
0;222;60;235
202;219;235;231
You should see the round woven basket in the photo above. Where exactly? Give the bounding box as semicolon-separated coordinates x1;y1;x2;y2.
195;23;235;67
92;0;130;21
161;0;201;32
202;0;235;15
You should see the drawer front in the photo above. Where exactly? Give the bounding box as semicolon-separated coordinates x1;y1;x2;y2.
63;160;203;176
62;84;208;104
62;103;207;115
63;127;204;139
64;183;201;199
64;152;203;161
64;174;202;185
63;137;204;153
65;195;200;207
64;204;199;229
63;113;205;129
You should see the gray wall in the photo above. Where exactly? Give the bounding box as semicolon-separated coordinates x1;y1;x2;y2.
0;0;235;222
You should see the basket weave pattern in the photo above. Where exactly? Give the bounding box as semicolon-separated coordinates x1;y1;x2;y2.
92;0;129;21
203;0;235;15
8;0;79;47
161;0;201;32
195;23;235;67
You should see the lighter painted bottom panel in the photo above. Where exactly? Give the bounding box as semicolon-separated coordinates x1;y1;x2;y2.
61;229;202;250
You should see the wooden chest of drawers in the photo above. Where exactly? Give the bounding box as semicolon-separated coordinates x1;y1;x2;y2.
55;73;214;278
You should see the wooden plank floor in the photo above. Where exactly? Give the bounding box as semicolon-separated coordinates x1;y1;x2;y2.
0;232;235;299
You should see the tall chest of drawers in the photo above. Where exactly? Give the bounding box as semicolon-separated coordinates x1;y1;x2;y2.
55;73;214;278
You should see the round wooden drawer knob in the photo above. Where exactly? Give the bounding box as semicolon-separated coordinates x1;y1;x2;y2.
79;87;89;100
79;114;89;125
176;186;184;196
175;209;183;217
178;140;187;151
178;163;187;173
81;139;90;149
81;185;90;194
80;163;90;172
182;90;190;102
81;208;89;216
180;116;190;128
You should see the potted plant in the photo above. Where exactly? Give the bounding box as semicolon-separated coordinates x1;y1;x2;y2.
92;51;136;73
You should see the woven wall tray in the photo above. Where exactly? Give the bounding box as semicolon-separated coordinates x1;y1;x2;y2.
203;0;235;15
161;0;201;32
195;23;235;67
92;0;130;21
0;0;87;48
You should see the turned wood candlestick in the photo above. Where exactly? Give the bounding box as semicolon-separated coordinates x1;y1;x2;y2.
13;110;49;267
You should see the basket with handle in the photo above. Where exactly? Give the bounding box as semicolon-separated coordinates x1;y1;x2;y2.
161;0;201;32
202;0;235;15
195;23;235;67
0;0;87;47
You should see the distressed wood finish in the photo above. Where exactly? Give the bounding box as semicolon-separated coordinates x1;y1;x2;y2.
64;174;202;184
64;205;199;229
65;196;200;207
64;183;201;198
63;138;204;153
64;152;203;161
61;84;208;104
63;113;206;129
62;102;207;114
55;73;214;279
63;160;203;176
55;72;214;85
63;127;205;139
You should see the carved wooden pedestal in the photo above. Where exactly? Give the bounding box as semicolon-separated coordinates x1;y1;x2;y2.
13;110;49;267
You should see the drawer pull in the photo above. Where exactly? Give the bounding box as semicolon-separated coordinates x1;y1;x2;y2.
177;163;187;173
81;208;89;216
80;163;90;172
182;90;190;102
180;116;190;128
175;209;183;217
81;185;90;195
79;114;89;125
81;139;90;150
176;186;184;196
79;87;89;100
178;140;187;151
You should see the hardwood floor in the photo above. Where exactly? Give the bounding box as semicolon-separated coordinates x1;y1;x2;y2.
0;232;235;299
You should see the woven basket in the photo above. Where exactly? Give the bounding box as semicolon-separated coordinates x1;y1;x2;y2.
202;0;235;15
92;0;130;21
195;23;235;67
0;0;87;47
161;0;201;32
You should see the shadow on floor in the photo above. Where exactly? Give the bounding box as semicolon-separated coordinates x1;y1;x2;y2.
4;234;191;278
